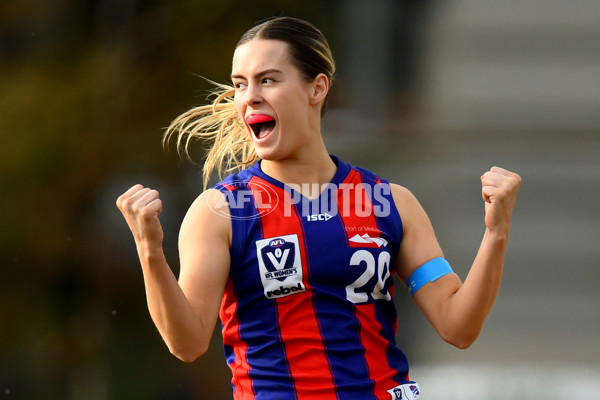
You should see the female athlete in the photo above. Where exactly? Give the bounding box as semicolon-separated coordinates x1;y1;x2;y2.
116;17;521;400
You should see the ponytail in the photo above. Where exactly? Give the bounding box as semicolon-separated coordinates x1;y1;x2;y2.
163;82;257;188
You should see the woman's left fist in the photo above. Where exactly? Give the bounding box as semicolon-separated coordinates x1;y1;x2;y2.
481;167;522;235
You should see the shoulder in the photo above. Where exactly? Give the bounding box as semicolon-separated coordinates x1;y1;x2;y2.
336;157;418;217
388;183;426;237
343;160;382;185
214;164;258;188
387;183;444;280
187;188;231;213
180;188;232;248
389;183;420;213
388;183;435;245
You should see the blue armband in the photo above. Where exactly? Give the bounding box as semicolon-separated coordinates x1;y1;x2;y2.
406;257;453;296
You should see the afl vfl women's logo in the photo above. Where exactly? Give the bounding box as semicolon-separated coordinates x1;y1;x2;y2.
256;234;306;299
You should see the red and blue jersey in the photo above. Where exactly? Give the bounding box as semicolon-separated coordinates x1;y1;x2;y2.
215;155;419;400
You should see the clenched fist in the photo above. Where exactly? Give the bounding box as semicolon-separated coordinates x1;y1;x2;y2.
480;167;521;236
116;184;165;250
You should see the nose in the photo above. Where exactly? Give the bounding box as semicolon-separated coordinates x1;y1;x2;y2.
245;82;263;105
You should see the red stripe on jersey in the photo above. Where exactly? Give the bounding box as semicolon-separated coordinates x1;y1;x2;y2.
339;170;402;396
338;169;382;247
219;182;237;191
249;177;337;400
220;278;255;400
356;304;401;398
389;285;398;335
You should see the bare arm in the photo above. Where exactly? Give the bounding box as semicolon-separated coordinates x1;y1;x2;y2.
116;186;230;362
393;167;521;349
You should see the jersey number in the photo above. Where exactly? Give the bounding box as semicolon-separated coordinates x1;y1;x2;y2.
346;250;392;303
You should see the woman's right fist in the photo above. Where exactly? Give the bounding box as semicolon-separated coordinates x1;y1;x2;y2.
116;184;164;247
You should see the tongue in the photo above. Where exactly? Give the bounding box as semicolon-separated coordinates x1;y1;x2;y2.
246;114;274;124
258;122;273;138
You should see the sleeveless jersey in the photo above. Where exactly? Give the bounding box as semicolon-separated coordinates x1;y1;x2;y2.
214;155;420;400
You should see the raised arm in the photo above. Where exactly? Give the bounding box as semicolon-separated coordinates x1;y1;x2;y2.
116;186;231;362
392;167;521;349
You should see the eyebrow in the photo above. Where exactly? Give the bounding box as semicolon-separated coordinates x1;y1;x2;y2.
231;68;282;81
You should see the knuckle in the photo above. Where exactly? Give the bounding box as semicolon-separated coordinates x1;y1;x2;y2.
140;203;157;217
508;175;521;187
515;174;522;184
121;197;134;209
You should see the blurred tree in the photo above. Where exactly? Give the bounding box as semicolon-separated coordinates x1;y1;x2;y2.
0;1;338;398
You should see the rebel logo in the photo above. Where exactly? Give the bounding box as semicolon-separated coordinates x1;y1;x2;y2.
266;283;305;299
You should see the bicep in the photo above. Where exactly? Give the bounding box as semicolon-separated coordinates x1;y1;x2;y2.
391;184;462;326
392;183;443;281
177;189;231;329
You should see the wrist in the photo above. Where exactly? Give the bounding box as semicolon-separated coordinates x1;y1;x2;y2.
136;240;166;264
484;227;510;243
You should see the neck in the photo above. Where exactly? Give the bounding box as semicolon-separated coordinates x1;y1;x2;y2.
260;146;337;195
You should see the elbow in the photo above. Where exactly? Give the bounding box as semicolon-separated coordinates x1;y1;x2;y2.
169;343;208;363
446;336;476;350
440;328;481;350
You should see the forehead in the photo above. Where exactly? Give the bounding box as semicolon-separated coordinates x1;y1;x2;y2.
231;39;292;76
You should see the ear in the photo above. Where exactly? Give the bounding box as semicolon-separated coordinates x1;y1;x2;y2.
309;73;329;107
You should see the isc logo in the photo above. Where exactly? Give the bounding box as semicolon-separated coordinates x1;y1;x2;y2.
256;234;306;299
305;213;333;222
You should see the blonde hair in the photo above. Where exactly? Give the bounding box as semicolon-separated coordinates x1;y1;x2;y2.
163;81;256;188
164;17;336;188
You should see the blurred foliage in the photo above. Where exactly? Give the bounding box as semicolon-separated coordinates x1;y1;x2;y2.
0;1;338;398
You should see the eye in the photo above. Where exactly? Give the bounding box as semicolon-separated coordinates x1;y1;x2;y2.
262;78;275;85
233;81;246;90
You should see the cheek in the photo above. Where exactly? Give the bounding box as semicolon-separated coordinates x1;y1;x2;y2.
233;98;252;137
280;93;309;125
275;90;303;117
233;95;244;115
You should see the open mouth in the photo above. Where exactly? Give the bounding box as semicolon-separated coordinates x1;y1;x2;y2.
246;114;276;139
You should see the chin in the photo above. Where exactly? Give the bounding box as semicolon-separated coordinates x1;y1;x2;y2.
253;144;290;163
255;149;281;162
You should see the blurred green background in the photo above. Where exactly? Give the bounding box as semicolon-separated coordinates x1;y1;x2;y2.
2;1;599;399
0;2;339;398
